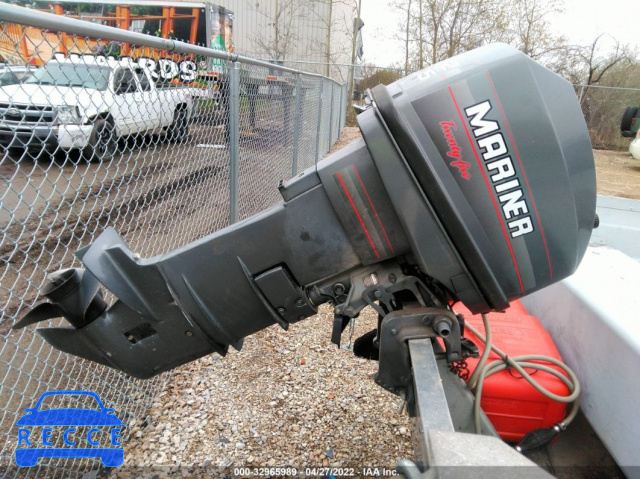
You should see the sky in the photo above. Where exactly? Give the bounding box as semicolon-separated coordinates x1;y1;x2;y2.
360;0;640;68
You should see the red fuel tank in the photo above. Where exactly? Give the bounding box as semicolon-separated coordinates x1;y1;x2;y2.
455;301;570;442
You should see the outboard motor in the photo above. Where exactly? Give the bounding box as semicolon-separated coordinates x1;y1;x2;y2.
15;45;596;396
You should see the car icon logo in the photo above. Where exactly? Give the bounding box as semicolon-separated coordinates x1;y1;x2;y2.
15;390;124;468
5;107;22;118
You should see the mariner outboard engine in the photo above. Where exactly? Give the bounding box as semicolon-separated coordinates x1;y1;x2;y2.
15;45;596;399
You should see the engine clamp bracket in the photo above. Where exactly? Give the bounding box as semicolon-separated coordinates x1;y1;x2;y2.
375;306;462;395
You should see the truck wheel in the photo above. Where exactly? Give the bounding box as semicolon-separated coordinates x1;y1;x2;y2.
621;106;638;133
83;119;116;162
168;107;189;143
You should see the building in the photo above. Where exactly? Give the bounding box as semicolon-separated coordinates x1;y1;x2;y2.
6;0;362;82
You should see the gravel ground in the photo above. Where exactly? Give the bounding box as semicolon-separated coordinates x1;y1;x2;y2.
325;127;363;154
114;306;413;477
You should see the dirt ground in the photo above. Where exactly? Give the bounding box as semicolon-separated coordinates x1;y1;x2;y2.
326;126;363;155
592;148;640;199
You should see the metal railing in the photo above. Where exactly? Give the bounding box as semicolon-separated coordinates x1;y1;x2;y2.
0;3;346;476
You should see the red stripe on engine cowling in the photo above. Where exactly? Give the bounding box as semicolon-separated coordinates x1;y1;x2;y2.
351;164;395;255
485;71;553;280
447;86;525;293
336;171;380;259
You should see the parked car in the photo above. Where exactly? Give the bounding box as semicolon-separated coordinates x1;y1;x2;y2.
630;129;640;160
0;64;36;86
0;56;193;161
621;106;640;138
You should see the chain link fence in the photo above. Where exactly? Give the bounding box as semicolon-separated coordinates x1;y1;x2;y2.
0;4;346;477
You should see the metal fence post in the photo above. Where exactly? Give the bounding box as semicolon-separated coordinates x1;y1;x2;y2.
292;73;302;177
329;82;335;145
340;83;347;130
331;83;340;144
578;85;585;105
336;83;341;139
315;79;324;164
344;83;348;129
229;61;240;224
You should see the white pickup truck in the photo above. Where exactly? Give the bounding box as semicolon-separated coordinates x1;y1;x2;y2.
0;56;193;161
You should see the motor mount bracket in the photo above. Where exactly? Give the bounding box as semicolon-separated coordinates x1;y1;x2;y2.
375;306;462;395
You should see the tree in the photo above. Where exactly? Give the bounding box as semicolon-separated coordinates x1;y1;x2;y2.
596;57;640;90
347;0;363;105
394;0;570;72
250;0;358;80
395;0;511;70
569;35;637;148
402;0;413;73
426;0;509;63
307;0;361;79
570;34;633;115
356;66;403;93
251;0;311;62
509;0;565;61
576;34;633;88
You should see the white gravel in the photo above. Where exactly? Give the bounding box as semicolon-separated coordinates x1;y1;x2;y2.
112;306;413;476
